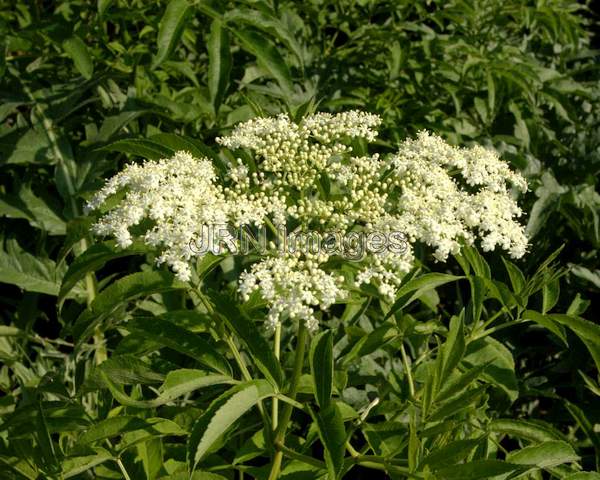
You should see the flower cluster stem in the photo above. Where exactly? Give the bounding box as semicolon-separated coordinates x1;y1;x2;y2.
267;322;308;480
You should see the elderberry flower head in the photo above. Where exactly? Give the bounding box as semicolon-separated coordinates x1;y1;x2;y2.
88;111;528;330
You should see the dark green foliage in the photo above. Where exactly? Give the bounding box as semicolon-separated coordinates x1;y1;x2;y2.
1;0;599;478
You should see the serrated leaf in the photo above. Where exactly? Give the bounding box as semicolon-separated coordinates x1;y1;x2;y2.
386;273;463;318
0;239;65;296
463;336;518;402
310;330;333;409
98;138;173;160
550;314;600;371
340;322;397;367
441;314;466;381
421;438;482;468
72;271;187;345
507;441;579;469
209;292;283;386
502;257;526;294
489;418;568;443
428;387;486;423
438;364;487;399
188;380;275;472
467;276;485;324
153;0;193;68
435;460;524;479
62;448;112;478
125;317;231;375
542;277;560;313
459;245;491;279
234;28;294;95
78;416;185;446
101;369;233;409
312;402;346;480
59;240;148;306
522;310;567;346
208;20;231;113
0;185;66;235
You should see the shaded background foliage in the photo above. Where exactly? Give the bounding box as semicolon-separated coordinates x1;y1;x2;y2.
1;0;599;479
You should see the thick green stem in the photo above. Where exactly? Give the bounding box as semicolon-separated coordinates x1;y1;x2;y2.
267;322;308;480
272;324;281;430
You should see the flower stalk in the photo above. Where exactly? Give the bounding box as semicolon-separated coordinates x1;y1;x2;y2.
268;321;308;480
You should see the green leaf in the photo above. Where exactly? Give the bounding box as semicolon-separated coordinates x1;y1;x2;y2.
489;418;568;443
438;364;487;399
428;387;486;423
97;0;114;16
0;239;65;296
463;337;518;402
78;416;185;446
0;127;53;165
62;448;112;478
467;276;485;324
550;314;600;370
224;8;305;67
209;292;283;386
63;36;94;79
188;380;275;472
526;172;567;238
98;138;173;160
522;310;567;346
153;0;193;68
125;317;231;376
441;314;466;381
565;401;600;458
507;441;579;469
542;277;560;313
0;185;66;235
36;401;59;473
59;240;148;306
310;330;333;409
159;472;228;480
72;271;187;345
101;369;233;409
312;402;346;480
340;322;398;367
459;245;491;279
90;354;164;388
435;460;524;479
502;257;526;294
208;20;232;113
234;28;294;95
421;438;482;469
386;273;463;318
564;473;600;480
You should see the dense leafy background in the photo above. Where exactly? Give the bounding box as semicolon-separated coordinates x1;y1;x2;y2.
1;0;599;479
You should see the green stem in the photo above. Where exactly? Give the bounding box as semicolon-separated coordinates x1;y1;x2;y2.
272;324;281;430
115;458;132;480
267;322;308;480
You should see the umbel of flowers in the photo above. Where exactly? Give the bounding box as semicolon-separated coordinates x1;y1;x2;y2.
86;111;528;331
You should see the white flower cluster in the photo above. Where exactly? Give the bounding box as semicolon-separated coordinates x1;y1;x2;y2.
88;111;528;330
391;132;528;260
239;256;344;331
86;152;237;282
